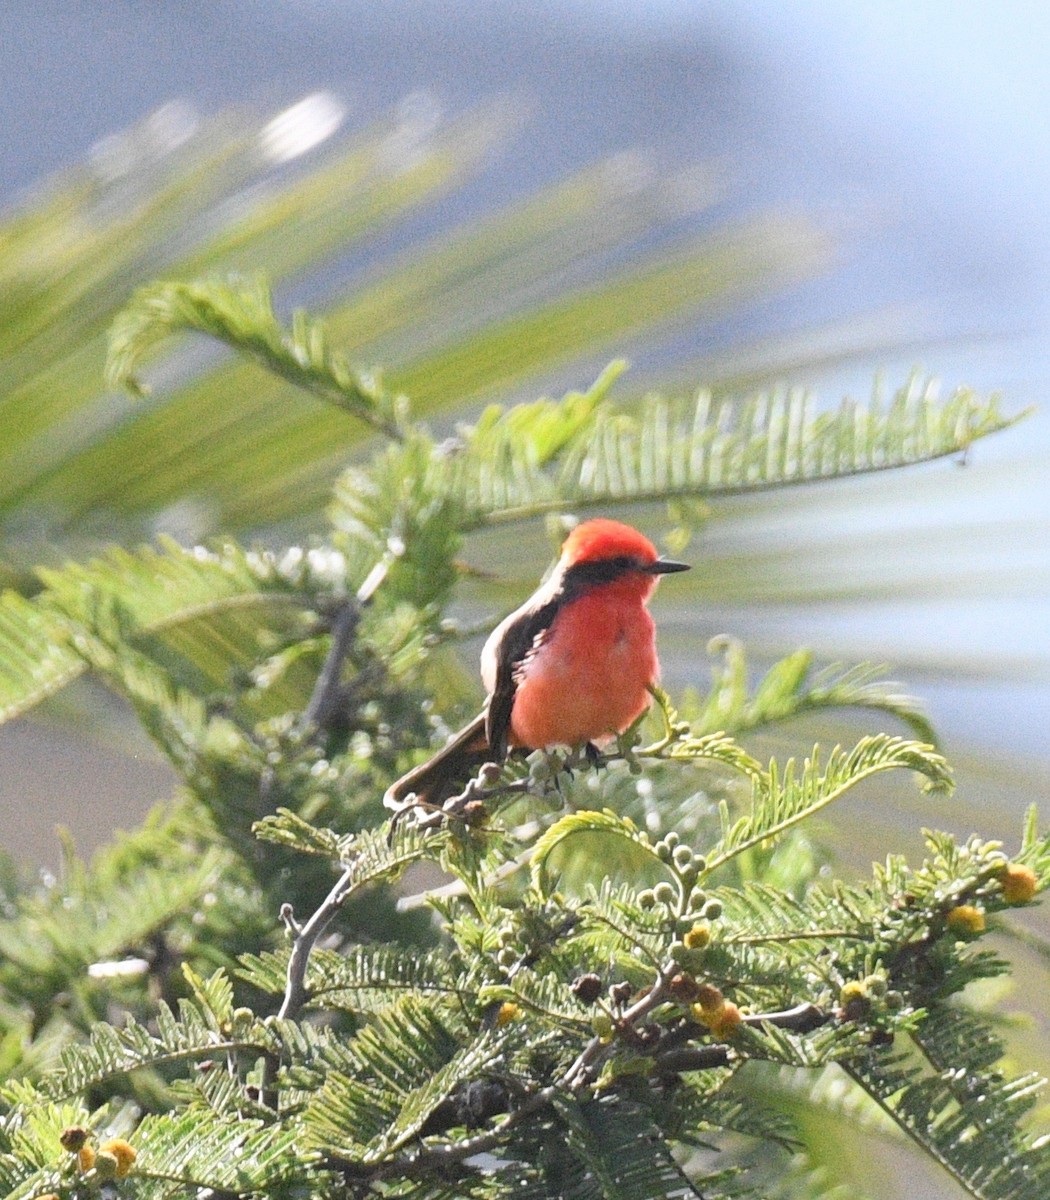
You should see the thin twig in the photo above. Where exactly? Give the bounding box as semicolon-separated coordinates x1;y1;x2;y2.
277;865;355;1021
258;859;358;1105
724;929;862;946
304;551;396;731
742;1000;826;1033
303;601;360;730
650;1045;732;1073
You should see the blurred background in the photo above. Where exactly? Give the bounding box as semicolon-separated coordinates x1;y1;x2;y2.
1;3;1048;1194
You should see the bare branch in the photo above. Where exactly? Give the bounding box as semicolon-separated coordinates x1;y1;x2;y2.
277;865;355;1022
304;549;396;731
303;600;360;730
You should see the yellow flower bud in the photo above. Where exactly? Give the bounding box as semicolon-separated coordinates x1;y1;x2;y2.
707;1000;742;1039
839;980;868;1006
98;1138;137;1178
682;924;711;950
691;989;739;1038
77;1145;96;1173
999;863;1038;905
946;904;985;936
495;1001;521;1028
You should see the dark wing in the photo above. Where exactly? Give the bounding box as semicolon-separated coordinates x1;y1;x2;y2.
383;711;490;811
484;595;562;759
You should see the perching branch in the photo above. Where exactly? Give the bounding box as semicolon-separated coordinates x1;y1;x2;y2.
261;551;400;1099
279;554;399;1014
303;602;360;731
276;866;355;1023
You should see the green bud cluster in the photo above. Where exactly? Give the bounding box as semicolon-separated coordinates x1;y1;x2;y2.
654;836;707;893
654;835;677;863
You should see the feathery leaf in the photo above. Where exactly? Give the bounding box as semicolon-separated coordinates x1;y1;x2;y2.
706;736;953;875
531;809;666;897
107;276;404;438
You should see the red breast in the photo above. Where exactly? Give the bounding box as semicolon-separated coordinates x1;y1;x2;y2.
508;578;660;748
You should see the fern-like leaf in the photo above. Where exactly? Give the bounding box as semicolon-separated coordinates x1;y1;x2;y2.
548;1094;705;1200
706;736;952;876
302;997;500;1161
387;376;1022;531
477;970;595;1033
531;809;667;897
0;830;229;1014
237;943;461;1012
107;275;404;438
847;1043;1050;1200
0;537;314;726
0;591;82;724
131;1106;316;1196
37;1000;277;1101
692;639;938;746
252;807;352;860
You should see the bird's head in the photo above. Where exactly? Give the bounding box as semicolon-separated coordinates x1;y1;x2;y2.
558;519;690;594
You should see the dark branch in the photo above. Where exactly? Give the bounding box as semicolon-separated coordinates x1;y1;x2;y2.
743;1001;827;1035
304;551;395;732
303;600;360;730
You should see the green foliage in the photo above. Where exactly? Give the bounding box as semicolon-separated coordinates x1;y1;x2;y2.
847;1048;1050;1200
706;734;952;874
303;997;505;1162
237;942;461;1012
0;276;1045;1200
0;102;840;577
326;365;1018;537
687;639;939;746
1;1087;315;1199
36;986;269;1103
107;276;405;438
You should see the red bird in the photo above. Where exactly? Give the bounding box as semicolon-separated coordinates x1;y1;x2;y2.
384;518;689;810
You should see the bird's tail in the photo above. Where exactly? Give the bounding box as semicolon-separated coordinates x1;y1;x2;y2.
383;711;494;812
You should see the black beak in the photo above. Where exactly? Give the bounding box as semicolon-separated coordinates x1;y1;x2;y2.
646;558;691;575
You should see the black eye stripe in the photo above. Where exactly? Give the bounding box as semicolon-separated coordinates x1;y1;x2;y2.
561;555;642;593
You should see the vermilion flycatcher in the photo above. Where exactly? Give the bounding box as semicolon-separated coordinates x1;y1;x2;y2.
384;518;689;810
